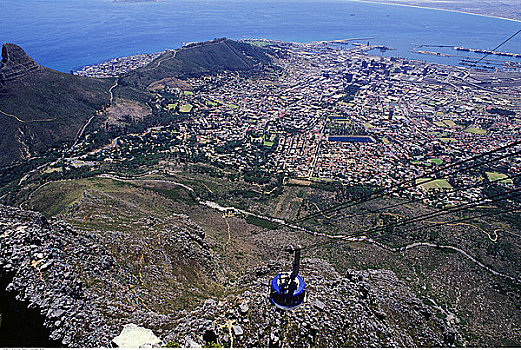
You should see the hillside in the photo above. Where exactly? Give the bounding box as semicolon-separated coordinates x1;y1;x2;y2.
0;203;457;347
120;38;274;89
0;40;274;167
0;44;115;167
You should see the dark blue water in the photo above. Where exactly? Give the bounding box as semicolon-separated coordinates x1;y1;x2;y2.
1;0;520;72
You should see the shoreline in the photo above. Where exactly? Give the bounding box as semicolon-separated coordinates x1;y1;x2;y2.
352;0;521;24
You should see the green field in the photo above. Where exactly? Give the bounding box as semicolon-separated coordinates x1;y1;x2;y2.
263;140;274;147
429;158;443;165
465;126;487;135
417;178;452;190
183;91;193;96
443;119;458;128
167;103;178;110
179;103;193;113
227;104;239;109
206;100;219;106
439;137;457;143
486;172;513;184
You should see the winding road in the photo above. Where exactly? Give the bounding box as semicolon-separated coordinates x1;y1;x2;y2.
0;108;24;123
108;78;119;105
84;174;521;285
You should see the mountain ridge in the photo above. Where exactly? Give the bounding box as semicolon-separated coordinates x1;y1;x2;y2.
120;38;275;88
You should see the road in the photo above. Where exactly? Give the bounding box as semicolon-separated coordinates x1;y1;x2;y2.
85;174;521;285
18;77;120;187
144;49;177;71
0;108;24;123
108;78;119;105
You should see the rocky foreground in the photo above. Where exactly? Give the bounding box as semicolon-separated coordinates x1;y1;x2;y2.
0;204;458;347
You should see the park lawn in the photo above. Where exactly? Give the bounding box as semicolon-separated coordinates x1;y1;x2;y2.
429;158;443;165
43;167;62;174
443;119;458;128
439;137;457;143
179;104;193;113
464;126;487;135
486;171;513;184
247;40;270;47
167;103;178;110
206;100;219;106
363;123;374;129
417;178;452;190
183;91;193;96
227;104;239;109
263;140;274;147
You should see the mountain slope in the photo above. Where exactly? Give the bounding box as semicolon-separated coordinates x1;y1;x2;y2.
0;203;458;347
0;44;114;167
120;38;274;88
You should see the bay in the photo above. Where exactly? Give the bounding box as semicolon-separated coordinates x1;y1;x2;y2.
1;0;520;72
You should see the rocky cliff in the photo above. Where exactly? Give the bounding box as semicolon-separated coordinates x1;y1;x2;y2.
0;204;170;347
0;204;459;347
0;44;40;84
167;261;457;347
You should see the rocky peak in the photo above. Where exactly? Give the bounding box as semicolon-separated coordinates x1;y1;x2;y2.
0;43;40;84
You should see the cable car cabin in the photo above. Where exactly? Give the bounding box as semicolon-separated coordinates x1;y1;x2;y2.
269;245;306;310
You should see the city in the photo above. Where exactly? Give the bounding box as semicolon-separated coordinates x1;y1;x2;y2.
68;39;521;208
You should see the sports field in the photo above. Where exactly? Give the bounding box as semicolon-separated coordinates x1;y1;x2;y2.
464;126;487;135
486;171;513;184
417;178;452;190
179;104;193;113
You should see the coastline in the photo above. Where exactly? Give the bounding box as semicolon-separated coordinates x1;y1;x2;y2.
352;0;521;24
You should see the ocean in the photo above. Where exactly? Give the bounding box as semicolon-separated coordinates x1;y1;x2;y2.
1;0;520;72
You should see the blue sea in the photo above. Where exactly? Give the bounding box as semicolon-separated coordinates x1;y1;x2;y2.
1;0;520;72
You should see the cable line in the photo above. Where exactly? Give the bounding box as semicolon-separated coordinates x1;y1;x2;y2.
297;187;521;251
302;204;519;253
467;29;521;68
385;205;519;240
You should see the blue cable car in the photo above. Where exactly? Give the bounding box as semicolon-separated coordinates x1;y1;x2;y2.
269;245;306;310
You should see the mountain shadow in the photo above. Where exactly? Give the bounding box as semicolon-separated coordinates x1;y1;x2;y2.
0;43;115;167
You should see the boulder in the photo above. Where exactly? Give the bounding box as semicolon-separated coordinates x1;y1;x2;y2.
112;323;161;348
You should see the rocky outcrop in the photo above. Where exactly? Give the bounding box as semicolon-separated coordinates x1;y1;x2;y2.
0;44;40;84
0;204;459;347
165;259;458;348
112;323;161;348
0;204;174;347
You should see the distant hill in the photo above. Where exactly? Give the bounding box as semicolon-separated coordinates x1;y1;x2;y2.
120;38;274;89
0;43;114;167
